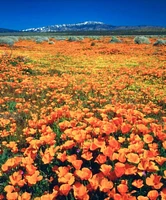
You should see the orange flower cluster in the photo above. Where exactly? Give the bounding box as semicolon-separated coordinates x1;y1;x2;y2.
0;37;166;199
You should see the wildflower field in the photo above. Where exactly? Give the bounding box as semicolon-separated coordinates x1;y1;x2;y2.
0;36;166;200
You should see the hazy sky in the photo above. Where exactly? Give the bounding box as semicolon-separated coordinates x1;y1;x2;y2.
0;0;166;30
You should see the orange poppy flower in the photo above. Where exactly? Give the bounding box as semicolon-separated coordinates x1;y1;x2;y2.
114;162;125;177
137;196;149;200
75;167;92;180
118;136;126;143
101;121;117;135
160;188;166;199
126;153;140;164
95;154;107;164
147;161;159;172
1;157;21;172
147;190;159;200
137;124;149;134
143;134;154;143
72;160;83;170
146;174;163;189
21;156;34;166
125;163;137;175
108;136;120;151
59;120;71;130
6;192;18;200
114;193;136;200
6;141;18;153
35;192;57;200
99;178;113;192
132;179;144;188
121;123;132;134
57;152;67;162
58;172;75;185
18;192;31;200
100;164;112;176
112;117;123;127
40;146;56;164
73;182;89;200
56;166;69;178
25;170;43;185
67;154;77;163
59;184;71;196
118;152;127;163
155;156;166;165
113;193;123;200
117;183;128;194
4;185;15;193
81;151;93;161
102;146;113;158
62;140;75;150
88;174;101;190
9;171;25;187
93;138;106;149
90;142;98;151
25;164;37;175
138;159;149;171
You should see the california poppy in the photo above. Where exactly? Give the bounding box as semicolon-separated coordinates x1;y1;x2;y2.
137;196;149;200
4;185;15;193
58;172;75;185
9;171;25;187
137;124;149;134
125;163;137;175
75;167;92;180
25;170;43;185
114;162;125;177
59;183;71;196
56;166;69;178
73;182;89;200
72;160;83;170
6;192;18;200
18;192;31;200
95;154;107;164
117;183;128;194
100;164;112;176
99;178;113;192
121;123;132;134
143;134;154;143
132;179;144;188
160;188;166;199
126;153;140;164
146;174;163;189
81;151;93;161
147;190;159;200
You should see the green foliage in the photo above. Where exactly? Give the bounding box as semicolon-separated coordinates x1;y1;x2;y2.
67;36;79;42
7;101;17;113
110;36;122;43
35;36;49;43
51;122;62;145
134;36;150;44
153;39;166;46
0;37;15;46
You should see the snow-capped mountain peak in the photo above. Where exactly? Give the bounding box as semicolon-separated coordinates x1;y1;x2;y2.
22;21;111;32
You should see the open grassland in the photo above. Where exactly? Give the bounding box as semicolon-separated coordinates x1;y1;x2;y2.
0;37;166;200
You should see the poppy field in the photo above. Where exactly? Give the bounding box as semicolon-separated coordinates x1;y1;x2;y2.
0;36;166;200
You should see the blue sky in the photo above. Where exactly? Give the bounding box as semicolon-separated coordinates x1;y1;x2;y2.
0;0;166;30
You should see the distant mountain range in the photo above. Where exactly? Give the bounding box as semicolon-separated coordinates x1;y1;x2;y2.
22;21;165;32
0;28;19;33
0;21;165;33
